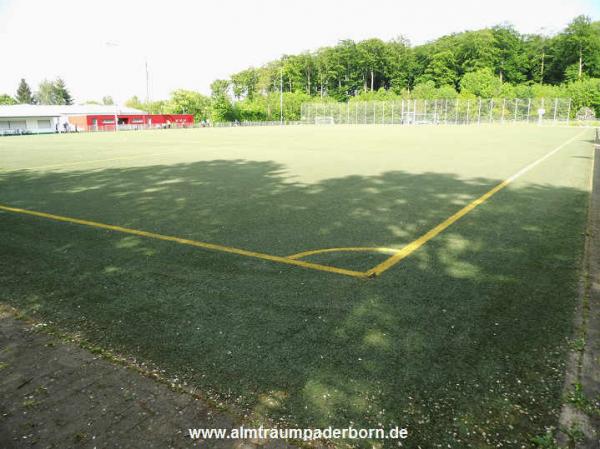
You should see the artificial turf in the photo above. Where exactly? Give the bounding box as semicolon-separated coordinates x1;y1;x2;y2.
0;124;595;447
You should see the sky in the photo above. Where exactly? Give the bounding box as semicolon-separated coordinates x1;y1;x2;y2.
0;0;599;103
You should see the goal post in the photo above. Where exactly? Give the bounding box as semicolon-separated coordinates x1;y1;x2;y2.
314;116;335;125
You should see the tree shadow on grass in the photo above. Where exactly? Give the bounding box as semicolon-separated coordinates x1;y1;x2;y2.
0;159;590;448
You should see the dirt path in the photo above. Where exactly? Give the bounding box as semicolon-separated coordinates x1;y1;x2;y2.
559;144;600;448
0;310;290;449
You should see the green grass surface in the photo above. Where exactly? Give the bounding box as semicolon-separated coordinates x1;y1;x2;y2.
0;124;595;447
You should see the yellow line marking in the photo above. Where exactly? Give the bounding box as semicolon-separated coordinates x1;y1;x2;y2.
288;246;399;260
365;129;589;278
0;204;367;279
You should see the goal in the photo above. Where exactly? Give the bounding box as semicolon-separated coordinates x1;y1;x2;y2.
314;116;335;125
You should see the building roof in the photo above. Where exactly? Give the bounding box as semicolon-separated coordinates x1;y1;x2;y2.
0;104;146;118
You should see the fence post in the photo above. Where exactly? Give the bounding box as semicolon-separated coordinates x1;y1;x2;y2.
489;99;494;123
526;98;531;122
553;98;558;124
346;102;350;124
455;99;459;124
413;99;417;123
477;98;482;125
444;99;448;124
466;100;470;124
566;98;572;125
514;99;519;122
501;98;506;123
382;102;385;125
391;102;394;124
401;100;405;124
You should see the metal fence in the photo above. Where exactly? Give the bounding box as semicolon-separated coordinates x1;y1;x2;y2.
301;98;573;126
212;120;303;128
86;123;194;132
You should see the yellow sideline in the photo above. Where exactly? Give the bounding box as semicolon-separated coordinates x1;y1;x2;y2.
0;203;367;279
365;129;588;277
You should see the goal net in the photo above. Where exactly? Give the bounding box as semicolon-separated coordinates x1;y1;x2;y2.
314;116;335;125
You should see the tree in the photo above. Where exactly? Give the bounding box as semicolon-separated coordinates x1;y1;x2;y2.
457;30;499;74
0;94;16;105
411;81;438;99
16;79;34;104
281;54;308;94
231;68;259;100
566;78;600;116
102;96;114;105
35;78;73;105
492;25;528;83
421;51;458;87
523;34;552;83
357;39;388;92
53;78;73;105
460;68;503;97
125;96;143;109
35;80;56;104
553;16;600;80
165;89;211;121
385;36;415;93
210;79;235;122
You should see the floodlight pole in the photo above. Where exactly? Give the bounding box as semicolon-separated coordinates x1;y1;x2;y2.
145;59;150;104
280;67;283;125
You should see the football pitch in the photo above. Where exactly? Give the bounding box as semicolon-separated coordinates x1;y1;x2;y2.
0;124;595;447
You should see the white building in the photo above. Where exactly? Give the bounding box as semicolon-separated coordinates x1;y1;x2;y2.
0;104;145;135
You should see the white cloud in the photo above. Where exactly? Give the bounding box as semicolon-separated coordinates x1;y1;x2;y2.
0;0;598;102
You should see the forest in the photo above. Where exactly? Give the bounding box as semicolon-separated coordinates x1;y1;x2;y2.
3;16;600;123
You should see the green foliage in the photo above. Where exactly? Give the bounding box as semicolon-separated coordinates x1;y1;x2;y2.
233;91;311;122
278;91;311;121
191;15;600;122
102;96;114;105
231;68;260;100
0;94;16;105
125;96;168;114
460;68;503;97
35;80;55;105
53;78;73;105
35;78;73;105
566;78;600;116
547;16;600;82
210;79;235;122
421;51;458;87
566;382;600;416
164;89;211;121
411;81;437;99
16;79;34;104
492;25;528;83
125;96;144;110
531;428;560;449
350;87;399;102
144;101;168;114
